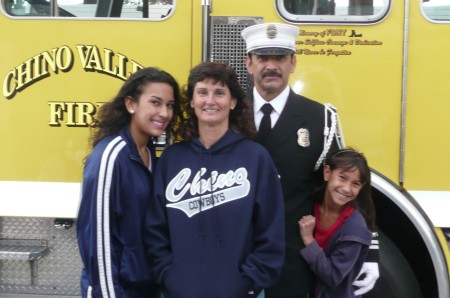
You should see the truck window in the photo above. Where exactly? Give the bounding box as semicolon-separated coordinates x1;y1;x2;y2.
1;0;174;19
276;0;390;23
422;0;450;21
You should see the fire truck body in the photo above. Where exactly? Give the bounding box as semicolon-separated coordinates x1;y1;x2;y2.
0;0;449;296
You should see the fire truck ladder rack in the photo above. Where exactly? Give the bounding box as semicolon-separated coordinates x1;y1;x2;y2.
0;238;49;285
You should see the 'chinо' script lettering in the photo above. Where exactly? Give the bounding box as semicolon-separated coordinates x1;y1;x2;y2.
166;167;249;203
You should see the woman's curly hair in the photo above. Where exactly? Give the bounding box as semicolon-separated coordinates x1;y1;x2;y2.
176;61;256;141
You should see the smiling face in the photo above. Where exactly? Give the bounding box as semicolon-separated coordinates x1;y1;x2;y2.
323;165;363;209
190;78;237;131
126;82;175;142
245;53;296;100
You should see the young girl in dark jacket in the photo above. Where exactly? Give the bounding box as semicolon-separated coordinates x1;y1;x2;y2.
298;148;376;298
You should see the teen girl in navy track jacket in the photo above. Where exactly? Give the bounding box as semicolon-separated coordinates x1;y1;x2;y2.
77;67;181;298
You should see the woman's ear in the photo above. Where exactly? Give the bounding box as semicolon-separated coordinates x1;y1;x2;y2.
231;98;237;110
323;165;331;181
125;96;136;114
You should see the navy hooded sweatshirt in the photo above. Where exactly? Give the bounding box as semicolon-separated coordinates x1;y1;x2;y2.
145;129;285;298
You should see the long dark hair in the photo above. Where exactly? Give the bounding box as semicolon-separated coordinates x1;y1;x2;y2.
314;148;376;230
176;61;256;141
90;67;181;148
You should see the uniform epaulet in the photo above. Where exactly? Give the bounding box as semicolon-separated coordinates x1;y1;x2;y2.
313;103;346;171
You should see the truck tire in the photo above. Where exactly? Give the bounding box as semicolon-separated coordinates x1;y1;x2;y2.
364;230;422;298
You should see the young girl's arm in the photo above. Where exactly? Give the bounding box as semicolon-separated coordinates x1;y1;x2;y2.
298;211;372;288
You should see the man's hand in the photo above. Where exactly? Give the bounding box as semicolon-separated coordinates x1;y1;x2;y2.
353;262;379;295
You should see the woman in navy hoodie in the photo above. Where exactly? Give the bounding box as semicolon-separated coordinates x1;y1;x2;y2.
145;62;285;298
77;67;181;298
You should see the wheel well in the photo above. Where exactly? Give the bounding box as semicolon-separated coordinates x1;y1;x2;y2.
372;187;438;297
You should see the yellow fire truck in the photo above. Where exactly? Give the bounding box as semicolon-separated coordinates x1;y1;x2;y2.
1;0;449;296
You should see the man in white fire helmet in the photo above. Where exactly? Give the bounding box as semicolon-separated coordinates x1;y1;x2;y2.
242;22;380;298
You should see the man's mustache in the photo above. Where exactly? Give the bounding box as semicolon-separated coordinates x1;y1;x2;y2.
262;70;282;78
